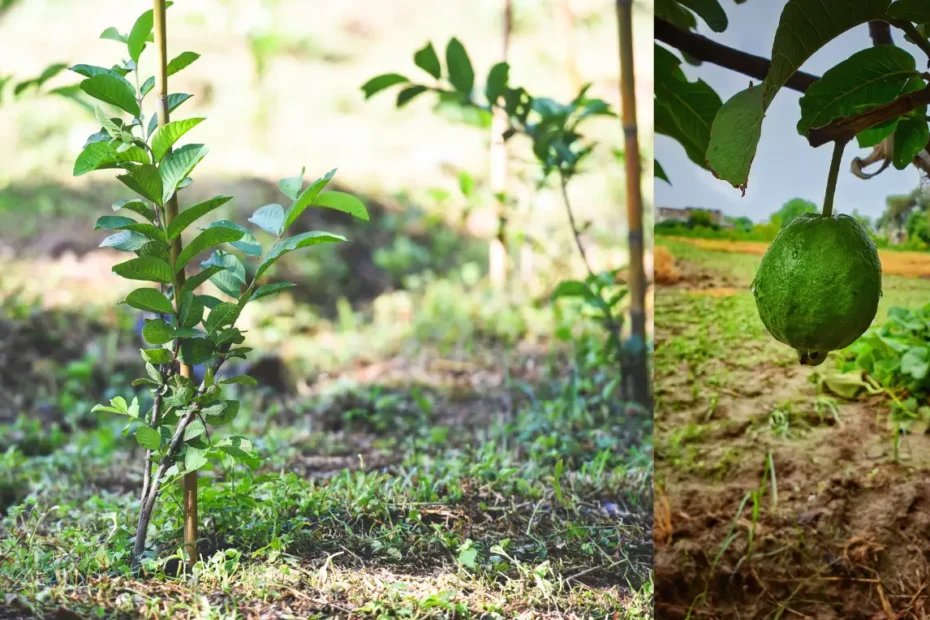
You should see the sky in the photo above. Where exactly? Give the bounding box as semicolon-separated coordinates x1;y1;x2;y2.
655;1;928;224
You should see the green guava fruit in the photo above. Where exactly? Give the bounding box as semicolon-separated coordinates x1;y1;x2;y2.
751;213;882;366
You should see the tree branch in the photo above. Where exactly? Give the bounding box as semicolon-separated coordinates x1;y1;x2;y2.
808;84;930;147
869;21;894;46
655;18;819;93
890;20;930;65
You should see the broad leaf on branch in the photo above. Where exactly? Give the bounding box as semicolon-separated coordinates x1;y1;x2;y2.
178;292;205;328
179;338;214;365
486;62;509;104
446;38;474;96
676;0;728;32
893;116;929;169
312;191;369;221
397;85;428;107
100;231;151;252
202;251;246;298
414;42;442;80
362;74;409;99
128;8;156;63
136;426;162;450
118;164;164;205
654;45;721;170
74;141;148;176
166;195;233;241
160;144;209;204
798;47;921;135
283;168;336;230
655;159;671;185
151;117;205;162
167;51;200;77
122;288;173;314
174;226;245;273
112;199;155;222
113;256;174;283
204;302;240;333
706;0;892;190
249;204;286;235
278;167;305;200
207;220;262;256
887;0;930;22
80;74;139;117
255;231;347;279
250;282;295;301
148;93;193;135
142;319;173;345
705;85;764;193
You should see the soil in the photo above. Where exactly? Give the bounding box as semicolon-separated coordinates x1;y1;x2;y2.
655;255;930;619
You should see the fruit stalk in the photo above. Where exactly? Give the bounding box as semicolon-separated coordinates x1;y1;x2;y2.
822;139;847;218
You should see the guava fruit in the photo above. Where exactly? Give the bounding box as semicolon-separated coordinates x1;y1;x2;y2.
751;213;882;366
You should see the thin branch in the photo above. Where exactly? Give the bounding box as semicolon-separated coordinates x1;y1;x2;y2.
808;84;930;147
655;18;819;93
869;21;894;46
558;173;623;355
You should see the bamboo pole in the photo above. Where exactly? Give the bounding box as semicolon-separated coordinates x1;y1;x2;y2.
153;0;198;573
616;0;650;407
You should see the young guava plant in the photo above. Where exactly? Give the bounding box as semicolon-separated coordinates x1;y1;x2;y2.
73;0;368;570
656;0;930;364
361;39;629;375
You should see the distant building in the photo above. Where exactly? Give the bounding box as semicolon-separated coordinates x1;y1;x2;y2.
656;206;730;227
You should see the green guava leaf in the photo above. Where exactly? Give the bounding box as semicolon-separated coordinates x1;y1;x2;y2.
160;144;209;204
278;166;305;200
151;117;205;162
798;47;920;135
167;51;199;77
117;164;164;205
893;117;929;169
249;203;286;236
312;191;369;221
676;0;728;32
166;195;232;241
255;231;347;280
414;42;442;79
362;73;409;99
446;38;474;95
250;282;295;301
80;74;139;116
142;318;173;345
113;256;173;283
122;288;173;314
283;168;337;231
706;0;892;190
136;425;162;451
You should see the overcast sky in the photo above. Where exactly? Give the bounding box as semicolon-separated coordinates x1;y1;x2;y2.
655;1;928;223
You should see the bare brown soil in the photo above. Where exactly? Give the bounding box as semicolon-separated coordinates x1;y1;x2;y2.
655;254;930;620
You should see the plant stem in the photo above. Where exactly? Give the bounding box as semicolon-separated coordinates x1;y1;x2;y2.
823;140;847;218
616;0;651;409
558;173;623;361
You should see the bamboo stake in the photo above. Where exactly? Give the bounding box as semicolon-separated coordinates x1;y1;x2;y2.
616;0;650;407
488;0;513;289
153;0;198;573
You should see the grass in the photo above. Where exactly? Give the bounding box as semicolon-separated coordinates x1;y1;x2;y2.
0;282;653;618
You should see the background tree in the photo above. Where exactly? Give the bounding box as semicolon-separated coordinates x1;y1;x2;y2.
771;198;817;229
